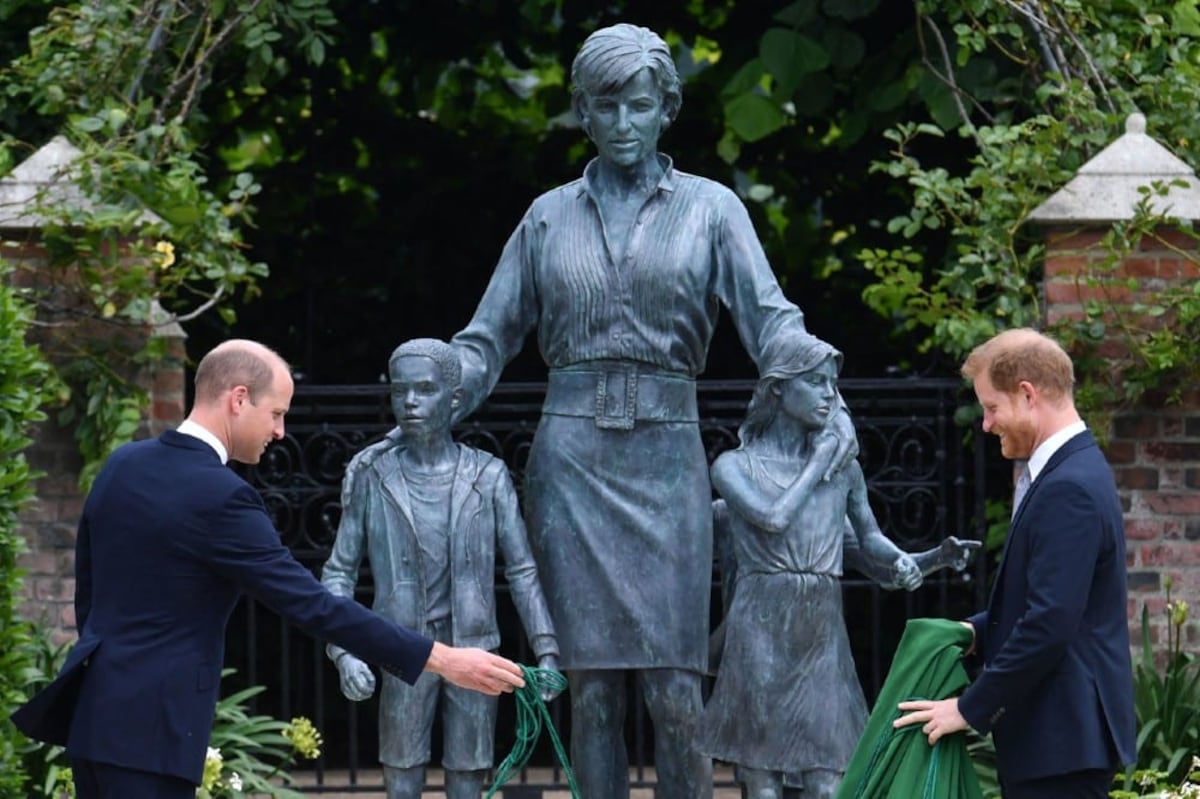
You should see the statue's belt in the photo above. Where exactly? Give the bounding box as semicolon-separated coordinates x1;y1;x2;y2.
543;365;698;429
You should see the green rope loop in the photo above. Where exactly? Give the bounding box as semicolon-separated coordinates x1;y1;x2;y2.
485;664;580;798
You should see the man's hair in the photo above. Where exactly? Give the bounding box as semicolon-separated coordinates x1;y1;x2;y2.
961;327;1075;400
389;338;462;390
193;340;287;404
571;23;682;125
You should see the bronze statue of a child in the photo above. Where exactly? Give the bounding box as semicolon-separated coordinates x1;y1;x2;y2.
321;338;559;799
697;327;978;799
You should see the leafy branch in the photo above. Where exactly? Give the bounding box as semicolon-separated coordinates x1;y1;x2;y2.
0;0;336;488
860;1;1200;420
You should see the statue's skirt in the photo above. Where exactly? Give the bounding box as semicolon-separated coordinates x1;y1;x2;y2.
523;411;712;672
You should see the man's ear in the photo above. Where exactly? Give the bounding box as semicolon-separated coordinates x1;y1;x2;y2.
1017;380;1037;407
451;387;463;408
230;385;249;413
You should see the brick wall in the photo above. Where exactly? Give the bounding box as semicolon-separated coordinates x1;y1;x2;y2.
1042;226;1200;651
11;242;186;644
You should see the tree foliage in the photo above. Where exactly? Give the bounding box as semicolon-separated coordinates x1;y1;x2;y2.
0;265;63;797
0;0;335;486
859;0;1200;415
3;0;1198;474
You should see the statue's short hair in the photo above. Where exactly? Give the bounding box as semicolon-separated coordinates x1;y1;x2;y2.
571;23;682;125
389;338;462;390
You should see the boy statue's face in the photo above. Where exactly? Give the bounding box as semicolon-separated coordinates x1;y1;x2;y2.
389;355;458;439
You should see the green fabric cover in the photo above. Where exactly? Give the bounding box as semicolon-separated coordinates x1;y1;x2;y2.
835;618;984;799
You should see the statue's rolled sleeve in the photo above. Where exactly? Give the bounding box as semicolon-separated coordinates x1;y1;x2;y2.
452;213;541;418
712;190;806;364
321;452;371;662
490;461;559;659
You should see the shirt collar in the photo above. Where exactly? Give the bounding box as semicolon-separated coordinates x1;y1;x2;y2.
577;153;677;198
177;419;229;464
1027;420;1086;481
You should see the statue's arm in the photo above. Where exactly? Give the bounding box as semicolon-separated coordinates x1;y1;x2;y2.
450;213;541;421
910;536;983;576
709;189;860;475
320;456;372;662
844;461;920;589
491;461;558;659
711;188;804;363
712;436;836;534
841;516;897;586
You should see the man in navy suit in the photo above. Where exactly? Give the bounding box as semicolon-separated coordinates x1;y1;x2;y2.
893;328;1135;798
11;339;525;799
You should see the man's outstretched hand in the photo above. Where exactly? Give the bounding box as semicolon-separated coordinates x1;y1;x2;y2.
424;642;526;696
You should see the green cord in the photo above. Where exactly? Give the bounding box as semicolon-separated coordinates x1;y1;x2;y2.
485;664;580;798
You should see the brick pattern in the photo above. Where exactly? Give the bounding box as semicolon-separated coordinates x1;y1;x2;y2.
1042;226;1200;651
12;245;186;644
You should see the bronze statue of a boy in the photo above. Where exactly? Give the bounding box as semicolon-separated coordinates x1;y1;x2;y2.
321;338;559;799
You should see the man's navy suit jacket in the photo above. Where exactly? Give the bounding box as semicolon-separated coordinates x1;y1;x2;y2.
959;430;1136;783
12;430;434;784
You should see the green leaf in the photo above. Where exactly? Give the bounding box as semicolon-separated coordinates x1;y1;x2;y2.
821;0;880;21
759;28;829;94
721;57;766;100
725;94;787;143
823;25;865;70
773;0;819;26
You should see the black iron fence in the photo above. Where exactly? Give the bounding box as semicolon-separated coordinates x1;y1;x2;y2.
228;378;996;795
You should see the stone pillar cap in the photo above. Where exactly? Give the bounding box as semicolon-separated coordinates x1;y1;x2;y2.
1027;112;1200;224
0;134;162;229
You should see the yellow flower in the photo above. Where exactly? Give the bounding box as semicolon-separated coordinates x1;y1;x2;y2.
1171;599;1190;629
283;716;323;760
201;747;223;791
154;240;176;269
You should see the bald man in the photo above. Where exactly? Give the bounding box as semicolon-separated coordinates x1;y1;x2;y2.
12;339;524;799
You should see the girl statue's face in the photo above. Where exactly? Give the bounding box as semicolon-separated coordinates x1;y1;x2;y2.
777;357;838;429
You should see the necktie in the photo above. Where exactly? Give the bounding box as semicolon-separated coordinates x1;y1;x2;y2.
1012;461;1031;519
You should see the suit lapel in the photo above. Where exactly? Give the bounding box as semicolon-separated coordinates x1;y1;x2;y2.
986;430;1097;607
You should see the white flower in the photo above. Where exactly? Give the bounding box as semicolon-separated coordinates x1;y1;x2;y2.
200;747;223;791
229;772;243;791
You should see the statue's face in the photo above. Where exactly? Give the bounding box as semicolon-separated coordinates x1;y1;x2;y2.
390;355;456;439
580;68;666;169
777;358;838;429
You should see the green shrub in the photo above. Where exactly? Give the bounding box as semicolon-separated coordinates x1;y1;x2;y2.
1120;583;1200;790
197;669;322;798
15;634;73;798
0;264;66;797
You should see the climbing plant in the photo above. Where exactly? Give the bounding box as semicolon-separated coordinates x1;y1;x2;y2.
857;0;1200;416
0;0;335;487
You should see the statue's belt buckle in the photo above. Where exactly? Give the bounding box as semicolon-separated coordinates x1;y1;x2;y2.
594;365;638;430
